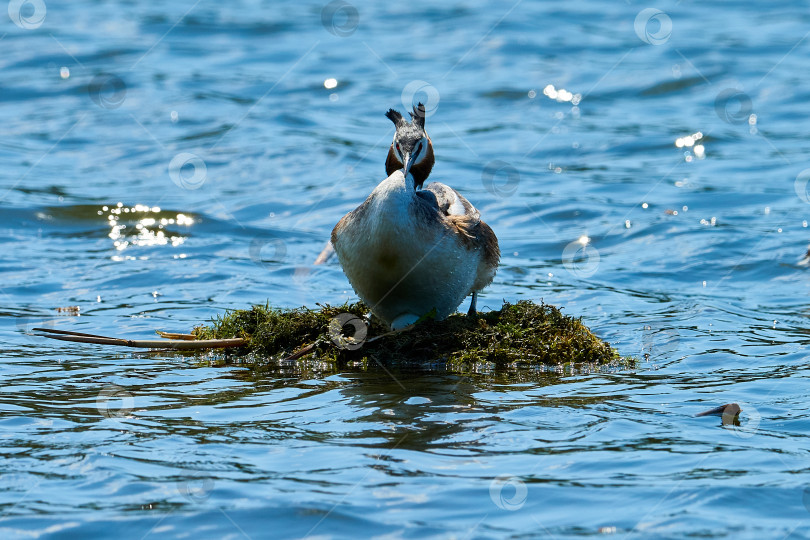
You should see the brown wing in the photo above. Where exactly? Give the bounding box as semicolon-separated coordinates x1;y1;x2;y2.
415;182;488;248
415;181;500;289
423;182;480;222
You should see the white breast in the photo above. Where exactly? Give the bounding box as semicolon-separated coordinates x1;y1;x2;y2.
332;171;481;328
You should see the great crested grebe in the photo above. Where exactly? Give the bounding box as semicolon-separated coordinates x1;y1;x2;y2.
331;104;500;330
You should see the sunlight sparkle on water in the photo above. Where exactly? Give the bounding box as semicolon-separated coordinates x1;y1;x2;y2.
675;132;703;148
676;132;706;162
543;84;581;105
700;217;717;226
102;204;194;251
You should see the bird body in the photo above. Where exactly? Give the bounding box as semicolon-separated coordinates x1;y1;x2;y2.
331;104;499;329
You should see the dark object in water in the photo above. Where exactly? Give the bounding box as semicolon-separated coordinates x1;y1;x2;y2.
695;403;742;426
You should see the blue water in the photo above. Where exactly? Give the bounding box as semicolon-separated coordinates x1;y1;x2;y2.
3;0;810;538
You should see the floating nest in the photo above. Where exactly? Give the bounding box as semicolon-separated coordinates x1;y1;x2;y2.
192;300;629;368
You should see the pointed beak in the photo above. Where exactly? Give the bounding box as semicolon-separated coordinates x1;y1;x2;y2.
402;152;412;177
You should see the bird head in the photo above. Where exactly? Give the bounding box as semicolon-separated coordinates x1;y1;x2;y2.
385;103;429;179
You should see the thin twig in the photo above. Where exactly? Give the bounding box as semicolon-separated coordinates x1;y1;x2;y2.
33;328;245;350
282;342;318;360
155;330;196;340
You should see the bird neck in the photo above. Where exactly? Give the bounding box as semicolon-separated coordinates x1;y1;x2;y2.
385;137;434;190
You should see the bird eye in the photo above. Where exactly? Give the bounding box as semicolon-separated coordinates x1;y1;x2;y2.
396;143;400;151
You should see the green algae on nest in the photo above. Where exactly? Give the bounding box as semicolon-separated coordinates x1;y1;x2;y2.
192;300;627;367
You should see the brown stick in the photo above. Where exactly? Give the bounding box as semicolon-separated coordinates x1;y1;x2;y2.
33;328;245;350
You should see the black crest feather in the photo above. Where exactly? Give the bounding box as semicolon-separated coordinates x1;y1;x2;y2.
410;102;426;129
385;109;404;126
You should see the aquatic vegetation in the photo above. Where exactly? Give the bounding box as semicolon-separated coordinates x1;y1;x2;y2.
192;300;629;368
